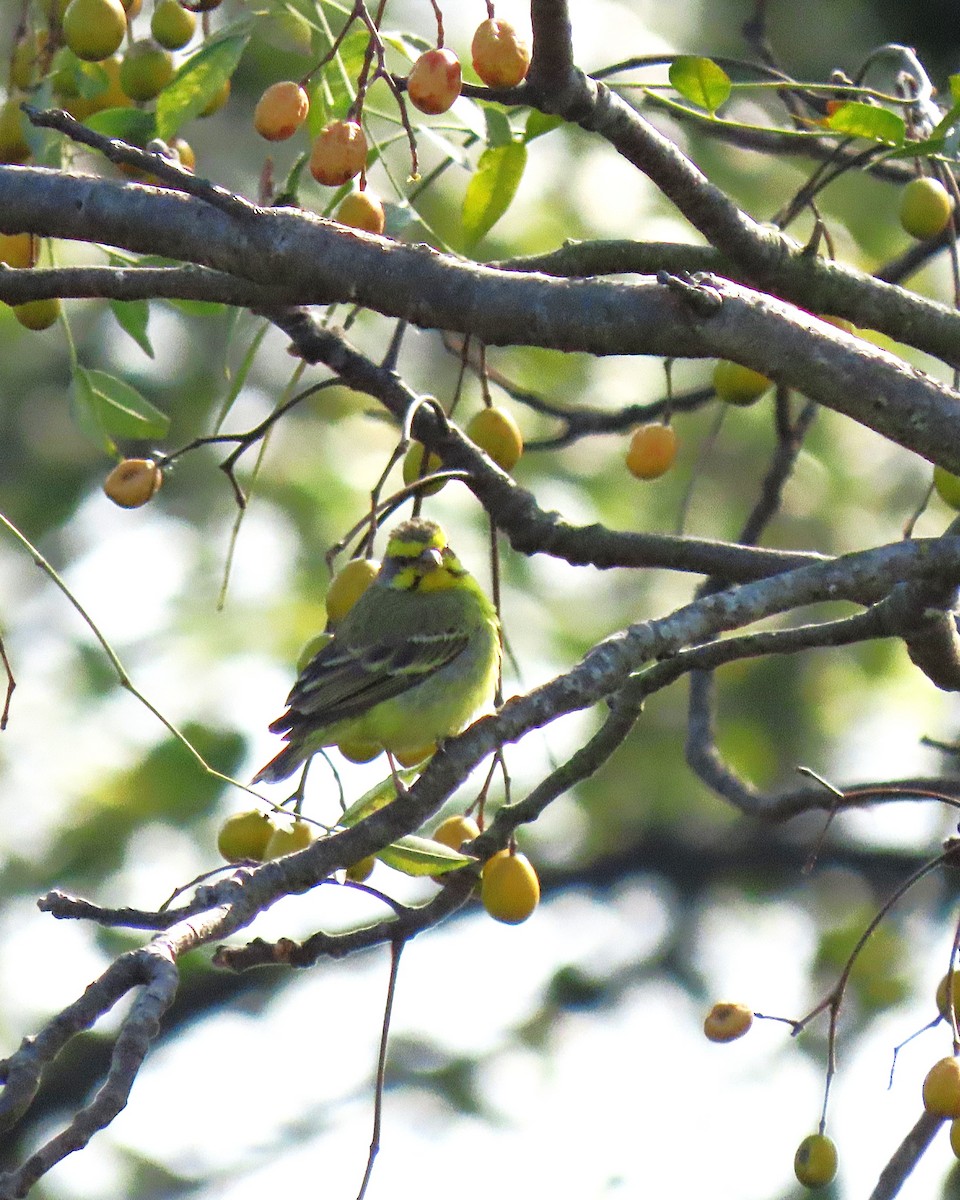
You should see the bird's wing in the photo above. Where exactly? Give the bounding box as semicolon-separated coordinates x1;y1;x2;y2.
268;624;470;733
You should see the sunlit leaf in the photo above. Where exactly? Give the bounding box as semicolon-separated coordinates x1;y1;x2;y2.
462;140;527;247
338;769;419;827
85;107;156;144
377;834;475;876
72;367;169;445
822;101;904;147
524;110;563;142
482;104;513;148
110;299;154;357
668;56;731;114
155;32;250;141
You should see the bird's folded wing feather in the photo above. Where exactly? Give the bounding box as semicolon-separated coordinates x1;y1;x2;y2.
268;627;470;732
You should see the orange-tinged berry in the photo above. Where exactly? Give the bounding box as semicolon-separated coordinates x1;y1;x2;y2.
151;0;196;50
119;40;175;102
794;1133;838;1189
433;814;481;851
338;740;382;763
407;47;462;115
900;176;954;240
626;422;677;480
345;855;375;883
934;465;960;512
217;808;274;862
310;119;367;186
481;850;540;924
13;297;62;330
62;0;127;62
923;1056;960;1118
471;18;530;88
335;190;386;235
103;457;163;507
0;232;37;269
467;406;524;471
325;557;379;625
713;359;771;406
264;819;315;859
169;136;195;172
254;80;310;142
703;1001;753;1043
951;1118;960;1159
402;443;446;494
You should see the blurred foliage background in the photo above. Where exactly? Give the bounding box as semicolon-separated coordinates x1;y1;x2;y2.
3;1;960;1197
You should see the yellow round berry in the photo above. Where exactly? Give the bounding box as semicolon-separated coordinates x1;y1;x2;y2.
103;457;163;508
217;808;274;863
937;971;960;1022
407;47;462;115
345;855;375;883
394;744;435;768
335;190;386;235
119;40;175;102
0;100;31;165
433;814;481;851
309;119;367;186
254;80;310;142
794;1133;838;1189
900;176;954;240
467;406;524;472
625;422;677;480
471;18;530;88
13;297;62;331
325;557;379;625
62;0;127;62
923;1056;960;1118
150;0;196;50
337;740;382;763
402;443;446;494
713;359;772;406
934;465;960;511
703;1001;753;1043
11;31;48;91
951;1118;960;1159
264;819;315;859
296;632;332;673
481;850;540;924
0;232;37;269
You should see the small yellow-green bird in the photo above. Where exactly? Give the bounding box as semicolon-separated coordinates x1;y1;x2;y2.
254;517;501;784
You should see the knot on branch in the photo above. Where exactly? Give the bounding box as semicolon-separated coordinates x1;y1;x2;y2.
881;580;960;691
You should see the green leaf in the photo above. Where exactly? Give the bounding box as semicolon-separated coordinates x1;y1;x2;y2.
338;768;419;827
85;107;156;144
482;104;513;148
668;56;731;114
72;367;169;446
110;300;154;357
155;32;250;141
951;74;960;104
524;109;563;142
462;140;527;247
163;297;226;317
377;834;475;877
822;101;905;147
